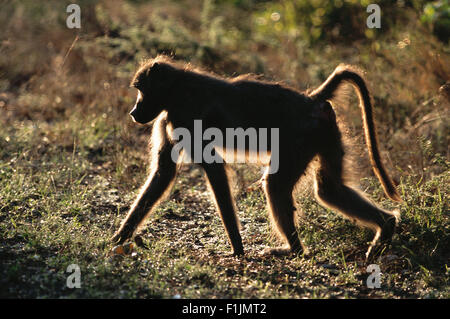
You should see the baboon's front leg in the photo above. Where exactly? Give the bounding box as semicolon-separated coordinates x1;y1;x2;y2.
263;172;305;256
202;162;244;255
111;141;177;245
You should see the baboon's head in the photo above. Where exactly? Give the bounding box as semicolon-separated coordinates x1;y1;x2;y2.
129;57;177;124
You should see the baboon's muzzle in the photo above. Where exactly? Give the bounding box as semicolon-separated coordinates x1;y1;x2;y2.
129;107;147;124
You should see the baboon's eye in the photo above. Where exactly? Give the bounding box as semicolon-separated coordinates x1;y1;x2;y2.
131;80;144;90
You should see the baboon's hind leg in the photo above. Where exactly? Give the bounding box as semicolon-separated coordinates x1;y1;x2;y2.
262;161;309;256
314;141;398;258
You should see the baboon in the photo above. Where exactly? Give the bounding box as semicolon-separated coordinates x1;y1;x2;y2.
111;55;401;258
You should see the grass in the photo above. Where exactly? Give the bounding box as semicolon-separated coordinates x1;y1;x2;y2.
0;0;449;299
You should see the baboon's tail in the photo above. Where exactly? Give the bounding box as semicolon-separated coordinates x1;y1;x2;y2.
309;65;402;202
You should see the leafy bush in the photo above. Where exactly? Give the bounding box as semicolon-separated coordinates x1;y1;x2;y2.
253;0;449;44
421;0;450;42
253;0;379;44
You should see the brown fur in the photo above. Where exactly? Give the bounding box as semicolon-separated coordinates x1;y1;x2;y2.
111;56;401;258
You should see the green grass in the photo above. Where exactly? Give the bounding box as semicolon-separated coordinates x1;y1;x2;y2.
0;0;449;299
1;129;448;298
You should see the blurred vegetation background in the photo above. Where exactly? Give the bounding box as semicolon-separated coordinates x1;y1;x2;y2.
1;0;448;179
0;0;448;298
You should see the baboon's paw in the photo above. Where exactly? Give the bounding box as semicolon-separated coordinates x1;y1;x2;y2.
133;235;148;249
110;233;127;245
231;248;245;256
262;247;293;256
379;214;398;243
111;229;133;245
262;245;309;257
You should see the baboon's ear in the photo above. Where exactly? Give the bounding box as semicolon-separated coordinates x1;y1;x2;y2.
149;62;177;89
145;62;163;80
149;62;162;74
